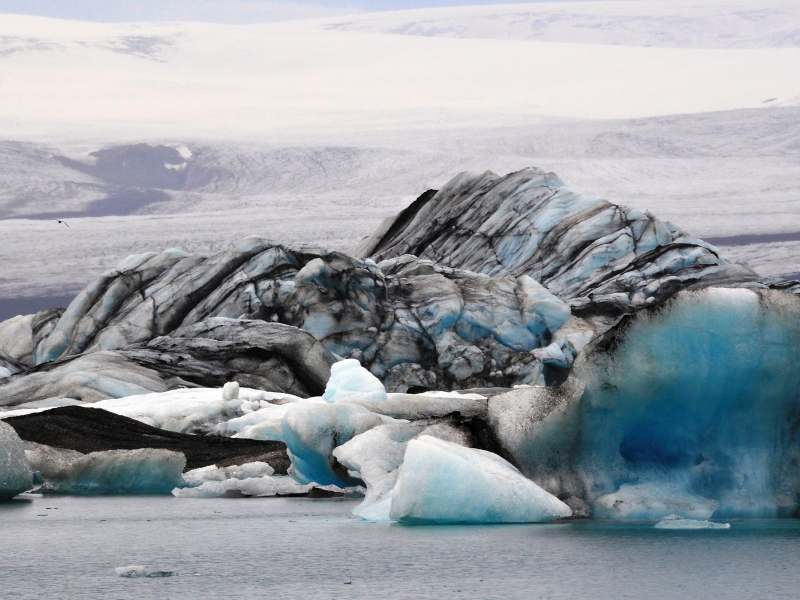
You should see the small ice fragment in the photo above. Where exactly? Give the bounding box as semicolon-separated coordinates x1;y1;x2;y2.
115;565;175;578
655;518;731;530
115;566;147;578
222;381;240;400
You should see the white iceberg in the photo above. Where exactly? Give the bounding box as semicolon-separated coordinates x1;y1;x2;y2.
334;420;473;522
322;359;388;404
389;436;572;524
655;517;731;530
592;483;720;520
40;448;186;494
115;565;175;578
174;461;351;498
0;420;33;500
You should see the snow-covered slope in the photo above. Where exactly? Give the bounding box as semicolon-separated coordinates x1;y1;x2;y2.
0;9;798;140
0;3;797;310
325;0;800;48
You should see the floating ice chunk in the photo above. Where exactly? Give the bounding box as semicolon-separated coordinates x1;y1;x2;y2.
41;448;186;495
222;381;240;400
282;402;387;486
334;422;425;521
334;420;472;522
0;420;33;499
593;483;719;520
182;461;274;487
173;471;350;498
655;518;731;530
322;359;388;404
115;566;147;578
390;436;572;524
115;565;175;578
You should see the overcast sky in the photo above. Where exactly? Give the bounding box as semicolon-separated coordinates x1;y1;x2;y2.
0;0;575;23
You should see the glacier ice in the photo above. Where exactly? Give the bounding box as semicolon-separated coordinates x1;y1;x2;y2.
281;402;387;486
174;461;351;498
0;420;33;500
323;359;388;404
40;448;186;494
389;436;572;524
488;288;800;519
593;483;719;520
221;381;240;400
333;420;472;521
654;518;731;530
24;441;85;479
92;387;302;435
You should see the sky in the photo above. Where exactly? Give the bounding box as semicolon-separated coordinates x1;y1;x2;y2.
0;0;576;23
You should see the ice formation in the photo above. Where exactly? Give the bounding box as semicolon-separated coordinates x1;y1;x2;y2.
593;483;719;520
488;288;800;519
323;359;388;404
115;566;175;578
333;420;472;521
356;168;760;319
173;460;355;498
40;448;186;494
389;436;571;524
92;387;301;435
654;518;731;530
0;420;33;499
281;402;388;486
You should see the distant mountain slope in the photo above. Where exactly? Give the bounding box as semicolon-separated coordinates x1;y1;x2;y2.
324;0;800;48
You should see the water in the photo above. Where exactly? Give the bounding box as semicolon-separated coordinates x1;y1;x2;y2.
2;495;799;600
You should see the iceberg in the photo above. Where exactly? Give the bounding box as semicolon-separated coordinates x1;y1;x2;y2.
333;420;472;521
593;483;719;520
281;402;387;486
389;436;572;524
0;420;33;500
323;359;388;404
40;448;186;494
174;461;351;498
115;566;175;578
488;288;800;519
655;518;731;530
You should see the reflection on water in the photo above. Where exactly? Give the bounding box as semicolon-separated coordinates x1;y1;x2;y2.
2;495;799;600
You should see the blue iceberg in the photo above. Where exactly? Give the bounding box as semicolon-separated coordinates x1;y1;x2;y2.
489;288;800;519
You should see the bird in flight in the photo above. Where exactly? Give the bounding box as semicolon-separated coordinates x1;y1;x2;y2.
54;220;69;228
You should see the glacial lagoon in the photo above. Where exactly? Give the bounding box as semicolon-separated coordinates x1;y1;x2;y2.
2;495;799;600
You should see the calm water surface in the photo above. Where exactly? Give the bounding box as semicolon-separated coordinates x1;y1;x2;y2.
2;494;799;600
